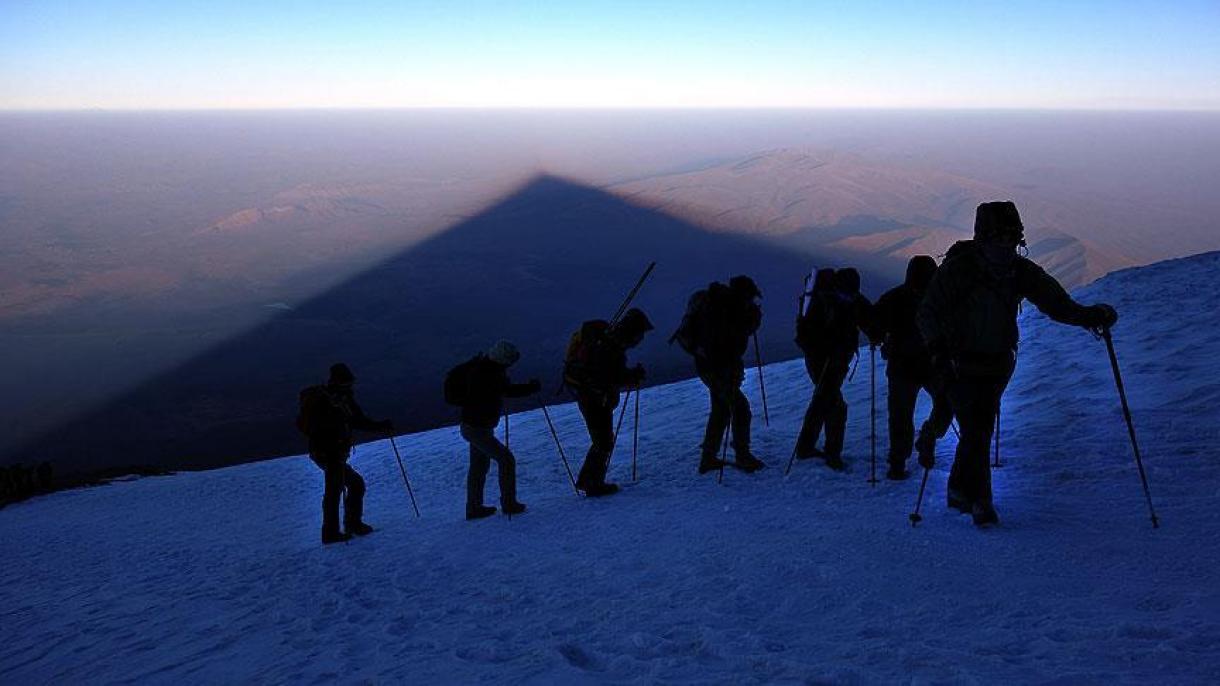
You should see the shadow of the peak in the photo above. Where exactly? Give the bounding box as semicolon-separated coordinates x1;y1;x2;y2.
9;174;877;476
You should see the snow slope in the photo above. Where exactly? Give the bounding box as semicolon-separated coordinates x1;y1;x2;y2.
2;252;1219;684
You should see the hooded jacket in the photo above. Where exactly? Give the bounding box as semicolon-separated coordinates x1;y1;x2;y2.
917;240;1094;373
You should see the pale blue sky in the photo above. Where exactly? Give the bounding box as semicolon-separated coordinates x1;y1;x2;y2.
1;0;1217;109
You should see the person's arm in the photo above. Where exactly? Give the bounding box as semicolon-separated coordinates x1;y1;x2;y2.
505;377;541;398
1019;260;1116;329
348;398;392;433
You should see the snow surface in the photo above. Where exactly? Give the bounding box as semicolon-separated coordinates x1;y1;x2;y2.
3;252;1219;684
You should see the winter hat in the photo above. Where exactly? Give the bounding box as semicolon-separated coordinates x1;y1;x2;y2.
833;267;860;295
729;275;762;298
905;255;938;290
974;201;1025;243
487;340;521;366
329;362;355;385
812;268;836;293
615;308;655;335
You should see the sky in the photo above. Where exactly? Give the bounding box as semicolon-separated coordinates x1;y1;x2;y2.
1;0;1218;110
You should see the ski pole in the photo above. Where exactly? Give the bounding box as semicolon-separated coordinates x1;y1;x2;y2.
909;467;930;527
753;333;770;427
632;384;641;482
992;405;1002;468
605;388;634;471
610;262;657;325
539;401;581;496
868;345;878;485
1101;329;1159;528
388;436;421;518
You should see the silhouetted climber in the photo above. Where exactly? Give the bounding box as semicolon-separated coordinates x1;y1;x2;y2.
868;256;954;480
673;275;765;473
563;308;653;497
918;201;1118;527
794;268;872;470
448;341;540;519
297;363;393;544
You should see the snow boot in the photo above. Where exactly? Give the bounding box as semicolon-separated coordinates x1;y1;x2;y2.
466;505;497;520
886;464;910;481
947;489;972;514
795;446;824;461
972;502;1000;528
502;501;528;516
699;455;726;474
824;454;847;471
322;529;353;545
584;482;620;498
735;452;766;473
346;522;374;537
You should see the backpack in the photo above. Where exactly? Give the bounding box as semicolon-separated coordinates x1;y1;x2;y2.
796;292;835;353
443;355;483;406
296;385;346;439
563;319;610;388
670;287;713;356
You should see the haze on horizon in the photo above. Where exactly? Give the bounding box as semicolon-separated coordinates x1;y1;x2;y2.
2;0;1218;111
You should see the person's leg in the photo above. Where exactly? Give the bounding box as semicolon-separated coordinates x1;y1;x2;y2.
820;358;851;461
463;424;520;507
795;354;829;455
576;395;615;488
319;457;344;537
947;377;997;508
342;464;366;530
887;365;920;469
461;426;493;512
917;371;955;456
698;366;730;463
728;364;753;454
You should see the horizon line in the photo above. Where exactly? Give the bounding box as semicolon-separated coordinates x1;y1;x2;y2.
3;105;1220;115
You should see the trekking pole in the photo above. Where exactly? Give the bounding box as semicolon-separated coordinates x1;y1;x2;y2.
951;421;960;440
632;384;641;482
605;388;634;471
539;401;581;496
752;333;770;427
992;405;1002;468
718;419;731;484
609;261;657;325
909;467;931;527
388;436;421;518
503;410;509;450
784;444;800;476
1101;328;1159;528
868;345;878;485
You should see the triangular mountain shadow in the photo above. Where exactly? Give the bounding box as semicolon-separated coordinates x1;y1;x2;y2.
10;175;898;476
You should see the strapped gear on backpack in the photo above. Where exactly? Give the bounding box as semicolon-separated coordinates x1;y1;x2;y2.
297;385;347;440
564;319;611;389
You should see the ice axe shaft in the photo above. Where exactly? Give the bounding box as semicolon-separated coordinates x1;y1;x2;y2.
1102;329;1159;528
610;262;656;325
909;467;930;527
388;436;421;518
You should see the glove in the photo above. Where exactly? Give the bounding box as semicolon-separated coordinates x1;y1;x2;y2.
1087;303;1118;331
526;379;542;395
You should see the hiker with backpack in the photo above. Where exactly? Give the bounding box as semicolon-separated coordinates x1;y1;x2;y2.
868;255;955;480
793;268;872;470
563;308;654;496
672;275;766;474
917;201;1118;527
445;340;540;519
298;363;394;544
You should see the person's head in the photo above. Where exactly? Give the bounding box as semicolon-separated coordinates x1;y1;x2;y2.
610;307;654;348
833;267;860;296
328;362;355;389
487;340;521;367
974;201;1025;247
813;268;836;293
729;274;762;301
905;255;938;291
